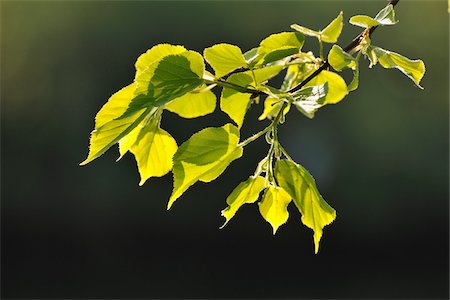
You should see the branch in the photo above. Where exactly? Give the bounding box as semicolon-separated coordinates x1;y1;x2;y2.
289;0;400;93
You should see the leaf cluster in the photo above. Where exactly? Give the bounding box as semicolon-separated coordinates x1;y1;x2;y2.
81;2;425;253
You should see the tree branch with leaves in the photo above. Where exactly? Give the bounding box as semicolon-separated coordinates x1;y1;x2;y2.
81;0;425;253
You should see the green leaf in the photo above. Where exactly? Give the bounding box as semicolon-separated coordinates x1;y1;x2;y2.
259;186;292;234
348;63;359;92
292;83;328;119
350;5;397;28
305;70;347;104
243;47;263;66
124;51;205;117
130;124;177;186
220;73;253;128
220;66;284;127
204;43;247;78
374;4;397;25
258;97;291;121
259;32;305;54
281;62;317;92
275;160;336;254
135;44;186;78
291;12;342;43
321;11;344;43
80;83;153;165
290;24;320;38
165;89;216;118
328;45;356;71
371;47;426;88
349;15;380;28
221;176;266;227
257;32;304;65
169;124;243;209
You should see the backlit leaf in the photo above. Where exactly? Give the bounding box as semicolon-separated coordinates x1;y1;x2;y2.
221;176;266;227
292;83;328;119
129;122;177;186
204;43;247;78
80;83;153;165
124;51;205;117
328;45;356;71
305;70;347;104
290;24;320;38
135;44;186;78
258;32;304;65
371;47;425;88
275;159;336;253
259;32;305;54
349;15;380;28
321;11;343;43
169;124;243;208
165;89;216;118
259;97;290;121
220;73;253;128
374;4;397;25
259;186;292;234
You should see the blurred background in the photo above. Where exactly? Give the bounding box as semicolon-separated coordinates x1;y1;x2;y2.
1;1;448;299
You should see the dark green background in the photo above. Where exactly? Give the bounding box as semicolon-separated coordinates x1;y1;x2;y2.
2;1;448;298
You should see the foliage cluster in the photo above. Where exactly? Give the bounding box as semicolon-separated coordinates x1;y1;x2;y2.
81;2;425;253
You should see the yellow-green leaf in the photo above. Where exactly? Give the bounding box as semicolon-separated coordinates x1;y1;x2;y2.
221;176;266;227
135;44;186;78
259;97;290;121
305;70;347;104
281;63;317;92
321;11;343;43
165;89;216;118
169;124;243;209
80;83;152;165
220;73;253;128
372;47;425;88
290;24;320;38
374;4;397;25
124;51;205;118
328;45;356;71
259;32;305;55
258;186;292;234
257;32;304;65
129;123;177;186
275;160;336;253
349;15;380;28
204;43;247;78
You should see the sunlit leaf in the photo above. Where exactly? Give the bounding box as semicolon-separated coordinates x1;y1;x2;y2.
259;97;290;121
135;44;186;78
204;43;247;78
165;89;216;118
290;24;320;38
292;83;328;118
305;70;347;104
348;63;359;92
123;51;205;117
259;186;292;234
328;45;356;71
275;159;336;253
257;32;304;65
349;15;380;28
374;4;397;25
371;47;425;88
259;32;305;54
220;73;253;128
281;62;317;92
221;176;266;227
321;11;343;43
169;124;243;208
80;83;153;165
125;120;178;185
